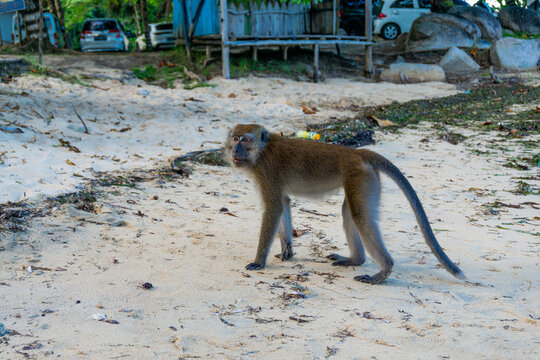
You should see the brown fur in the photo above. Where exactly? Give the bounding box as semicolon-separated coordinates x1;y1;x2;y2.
226;124;465;284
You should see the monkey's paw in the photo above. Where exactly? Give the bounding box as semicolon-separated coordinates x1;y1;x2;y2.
246;262;264;270
354;274;384;284
327;254;364;267
275;247;293;261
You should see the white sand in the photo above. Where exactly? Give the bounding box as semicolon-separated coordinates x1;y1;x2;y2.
0;74;457;203
0;71;538;359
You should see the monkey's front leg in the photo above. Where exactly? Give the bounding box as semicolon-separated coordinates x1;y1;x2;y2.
275;196;293;261
246;200;283;270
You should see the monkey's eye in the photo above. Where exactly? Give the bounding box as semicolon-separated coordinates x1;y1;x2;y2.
241;137;251;142
232;136;240;142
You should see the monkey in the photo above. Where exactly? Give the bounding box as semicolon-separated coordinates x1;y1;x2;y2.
225;124;465;284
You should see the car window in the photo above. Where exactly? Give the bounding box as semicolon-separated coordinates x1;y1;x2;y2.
44;17;52;31
82;20;118;32
14;16;25;31
155;24;173;31
391;0;414;8
418;0;431;8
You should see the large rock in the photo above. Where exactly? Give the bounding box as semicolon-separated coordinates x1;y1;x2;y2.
406;13;482;52
449;6;502;41
0;58;29;76
490;37;540;70
439;46;480;75
498;6;540;35
380;63;446;83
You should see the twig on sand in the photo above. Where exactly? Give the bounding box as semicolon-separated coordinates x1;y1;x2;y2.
74;108;89;134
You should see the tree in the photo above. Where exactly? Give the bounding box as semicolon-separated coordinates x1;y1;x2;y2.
20;0;53;50
130;0;141;35
53;0;70;47
139;0;150;47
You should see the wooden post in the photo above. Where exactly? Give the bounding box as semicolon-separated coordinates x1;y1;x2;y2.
220;0;230;78
39;0;44;66
181;0;190;49
249;1;257;62
16;11;22;48
313;43;319;83
364;0;373;76
283;46;288;61
332;0;337;35
188;0;207;43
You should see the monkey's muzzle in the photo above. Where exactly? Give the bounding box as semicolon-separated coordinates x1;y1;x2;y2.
232;158;246;166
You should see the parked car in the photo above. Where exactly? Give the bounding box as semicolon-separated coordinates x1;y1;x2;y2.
12;12;65;47
339;0;382;36
80;18;134;52
373;0;431;40
135;23;175;51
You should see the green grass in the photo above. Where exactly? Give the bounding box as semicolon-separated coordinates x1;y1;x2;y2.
503;30;540;40
308;84;540;146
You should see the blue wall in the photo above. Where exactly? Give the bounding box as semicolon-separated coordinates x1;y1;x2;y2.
0;13;14;44
173;0;220;39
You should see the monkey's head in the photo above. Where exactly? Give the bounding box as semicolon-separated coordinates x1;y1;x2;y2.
225;124;269;168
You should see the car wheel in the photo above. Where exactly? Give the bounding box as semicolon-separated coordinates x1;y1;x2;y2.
381;23;400;40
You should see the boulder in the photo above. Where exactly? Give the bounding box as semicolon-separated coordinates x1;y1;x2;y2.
406;13;482;52
439;46;480;75
448;6;502;41
498;6;540;35
0;58;29;76
490;37;540;70
380;63;446;83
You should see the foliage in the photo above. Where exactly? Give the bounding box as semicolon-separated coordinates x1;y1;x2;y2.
133;64;158;81
503;30;540;40
494;0;527;9
132;46;219;88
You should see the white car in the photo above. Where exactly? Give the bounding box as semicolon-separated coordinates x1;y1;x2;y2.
373;0;431;40
12;12;65;47
136;23;175;51
80;18;131;52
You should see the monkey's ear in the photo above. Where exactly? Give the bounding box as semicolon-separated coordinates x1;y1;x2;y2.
260;129;269;142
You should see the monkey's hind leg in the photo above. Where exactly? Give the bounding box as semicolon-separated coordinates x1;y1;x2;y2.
346;180;393;284
275;196;294;261
327;199;366;266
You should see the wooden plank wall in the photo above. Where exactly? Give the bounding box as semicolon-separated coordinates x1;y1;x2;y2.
228;2;309;37
310;0;335;34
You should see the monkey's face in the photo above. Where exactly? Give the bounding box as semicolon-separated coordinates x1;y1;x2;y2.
226;125;269;168
228;133;256;167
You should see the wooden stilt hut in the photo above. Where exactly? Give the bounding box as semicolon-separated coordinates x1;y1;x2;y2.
173;0;374;81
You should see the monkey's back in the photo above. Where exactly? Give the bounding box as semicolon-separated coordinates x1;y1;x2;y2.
255;135;372;197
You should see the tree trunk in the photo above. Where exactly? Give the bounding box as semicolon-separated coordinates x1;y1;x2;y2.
53;0;69;47
38;0;43;65
164;0;172;19
130;0;141;35
139;0;150;47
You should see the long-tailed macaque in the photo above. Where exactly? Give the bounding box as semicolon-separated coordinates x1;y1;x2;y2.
225;124;465;284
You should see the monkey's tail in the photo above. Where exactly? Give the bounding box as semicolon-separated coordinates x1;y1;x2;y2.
369;152;466;280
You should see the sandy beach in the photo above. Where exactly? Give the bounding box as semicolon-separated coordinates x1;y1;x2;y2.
0;64;538;359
